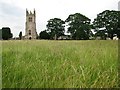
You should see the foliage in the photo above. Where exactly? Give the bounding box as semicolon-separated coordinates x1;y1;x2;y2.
1;27;13;40
94;30;107;40
19;31;22;40
46;18;65;40
93;10;119;39
65;13;91;40
39;30;50;39
0;29;2;40
2;40;118;88
117;11;120;39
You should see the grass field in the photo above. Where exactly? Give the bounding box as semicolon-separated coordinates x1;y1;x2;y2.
2;40;118;88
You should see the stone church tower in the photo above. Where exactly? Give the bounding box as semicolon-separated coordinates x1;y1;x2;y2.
25;9;37;39
118;1;120;11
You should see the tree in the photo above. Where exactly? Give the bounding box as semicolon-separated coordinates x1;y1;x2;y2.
94;30;107;40
46;18;65;40
19;31;22;40
0;29;2;40
39;30;50;39
117;11;120;39
65;13;91;40
93;10;119;39
2;27;13;40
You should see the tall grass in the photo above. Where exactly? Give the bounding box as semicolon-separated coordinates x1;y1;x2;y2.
0;41;2;89
2;40;118;88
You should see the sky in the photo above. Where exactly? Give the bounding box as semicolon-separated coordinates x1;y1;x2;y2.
0;0;119;37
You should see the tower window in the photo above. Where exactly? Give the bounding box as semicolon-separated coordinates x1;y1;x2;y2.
29;17;32;22
29;30;31;35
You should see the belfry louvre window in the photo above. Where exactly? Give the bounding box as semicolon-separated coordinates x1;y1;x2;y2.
29;30;31;35
29;17;32;22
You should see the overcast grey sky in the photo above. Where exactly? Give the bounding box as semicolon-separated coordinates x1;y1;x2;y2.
0;0;119;37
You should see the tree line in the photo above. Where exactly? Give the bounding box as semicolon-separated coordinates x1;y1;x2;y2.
0;10;120;40
39;10;120;40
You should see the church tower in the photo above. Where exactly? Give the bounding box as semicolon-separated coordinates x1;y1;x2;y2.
118;1;120;11
25;9;37;39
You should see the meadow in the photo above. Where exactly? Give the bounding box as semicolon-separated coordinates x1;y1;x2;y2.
2;40;118;88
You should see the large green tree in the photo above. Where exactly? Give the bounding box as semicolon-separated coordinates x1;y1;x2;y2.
46;18;65;40
39;30;50;39
2;27;13;40
0;29;2;40
65;13;91;40
117;11;120;39
93;10;119;39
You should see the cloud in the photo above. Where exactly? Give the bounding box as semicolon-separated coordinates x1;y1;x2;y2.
0;2;23;17
0;1;25;23
0;1;25;37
